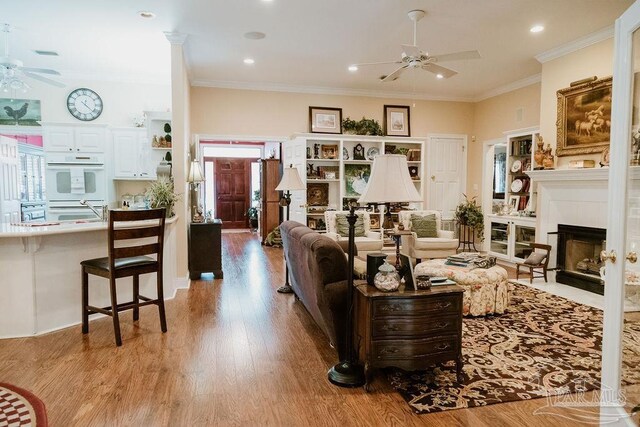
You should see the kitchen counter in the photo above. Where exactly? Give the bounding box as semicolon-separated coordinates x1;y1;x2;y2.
0;215;178;237
0;215;185;339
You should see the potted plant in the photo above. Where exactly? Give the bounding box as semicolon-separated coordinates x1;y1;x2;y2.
246;206;259;230
454;194;484;244
145;177;180;217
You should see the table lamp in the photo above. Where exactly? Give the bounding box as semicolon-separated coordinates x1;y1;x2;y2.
275;164;305;294
187;160;205;222
328;154;422;388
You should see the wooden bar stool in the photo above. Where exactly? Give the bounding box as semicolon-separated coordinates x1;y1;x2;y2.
81;208;167;346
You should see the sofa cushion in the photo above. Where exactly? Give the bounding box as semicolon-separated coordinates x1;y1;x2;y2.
413;237;459;250
336;214;365;238
411;214;438;238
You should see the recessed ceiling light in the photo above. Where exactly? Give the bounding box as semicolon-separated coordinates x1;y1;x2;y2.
530;25;544;33
244;31;266;40
348;65;358;72
139;11;156;19
436;74;444;79
244;58;255;65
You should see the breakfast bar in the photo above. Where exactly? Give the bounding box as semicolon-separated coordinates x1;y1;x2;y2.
0;217;182;339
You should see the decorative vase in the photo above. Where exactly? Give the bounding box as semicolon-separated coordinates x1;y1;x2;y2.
534;135;545;169
374;261;400;292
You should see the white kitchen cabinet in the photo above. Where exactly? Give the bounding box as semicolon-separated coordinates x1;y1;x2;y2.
487;215;536;263
112;128;154;179
0;136;21;224
43;124;106;153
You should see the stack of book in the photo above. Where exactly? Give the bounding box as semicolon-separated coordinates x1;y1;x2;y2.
445;253;480;267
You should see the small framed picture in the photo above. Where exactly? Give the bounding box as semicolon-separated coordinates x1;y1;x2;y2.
370;215;380;229
321;144;338;159
508;195;520;210
384;105;411;137
399;254;417;290
309;106;342;134
324;171;336;179
308;218;317;229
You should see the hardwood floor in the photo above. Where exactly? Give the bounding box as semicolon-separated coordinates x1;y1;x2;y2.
0;232;637;426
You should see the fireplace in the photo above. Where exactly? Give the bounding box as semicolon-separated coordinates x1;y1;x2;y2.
556;224;606;294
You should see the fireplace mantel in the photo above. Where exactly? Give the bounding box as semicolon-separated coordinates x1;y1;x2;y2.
527;166;640;182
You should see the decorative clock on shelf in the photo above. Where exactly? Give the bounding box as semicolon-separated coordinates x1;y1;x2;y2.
67;88;103;121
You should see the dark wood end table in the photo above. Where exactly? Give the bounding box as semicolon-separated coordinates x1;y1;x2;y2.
353;281;464;391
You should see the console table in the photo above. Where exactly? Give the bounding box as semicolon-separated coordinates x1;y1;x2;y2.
353;282;464;390
188;220;223;280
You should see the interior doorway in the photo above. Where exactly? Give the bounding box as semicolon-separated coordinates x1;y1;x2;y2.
426;134;467;219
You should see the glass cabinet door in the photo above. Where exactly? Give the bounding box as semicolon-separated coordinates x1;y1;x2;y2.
490;221;509;256
513;225;536;260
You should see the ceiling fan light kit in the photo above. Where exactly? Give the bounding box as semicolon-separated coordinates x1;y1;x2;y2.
351;9;480;83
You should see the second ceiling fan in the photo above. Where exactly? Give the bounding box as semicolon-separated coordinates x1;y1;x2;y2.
351;10;481;82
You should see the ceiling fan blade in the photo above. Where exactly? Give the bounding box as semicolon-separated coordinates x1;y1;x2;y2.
20;67;60;76
381;65;409;82
353;60;403;67
431;50;481;62
422;63;458;78
23;71;65;88
401;44;422;57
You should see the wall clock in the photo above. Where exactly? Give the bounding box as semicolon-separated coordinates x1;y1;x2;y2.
67;88;103;121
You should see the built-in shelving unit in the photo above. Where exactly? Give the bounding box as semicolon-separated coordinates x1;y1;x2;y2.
505;128;539;213
282;133;425;232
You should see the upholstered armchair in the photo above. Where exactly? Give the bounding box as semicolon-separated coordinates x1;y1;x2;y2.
398;210;458;260
324;210;383;253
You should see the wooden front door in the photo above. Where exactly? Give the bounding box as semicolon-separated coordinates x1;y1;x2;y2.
214;158;252;229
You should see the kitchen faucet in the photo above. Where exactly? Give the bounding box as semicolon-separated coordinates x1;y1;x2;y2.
80;199;108;221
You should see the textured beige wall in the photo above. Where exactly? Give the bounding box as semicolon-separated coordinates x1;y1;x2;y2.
190;87;474;138
540;39;614;168
468;83;541;201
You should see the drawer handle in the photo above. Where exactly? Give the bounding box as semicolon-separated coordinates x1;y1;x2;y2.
435;301;452;310
381;324;399;331
436;343;450;351
380;304;402;312
379;347;399;356
435;322;450;329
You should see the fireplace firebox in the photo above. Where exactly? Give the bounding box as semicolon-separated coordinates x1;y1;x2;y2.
556;224;606;295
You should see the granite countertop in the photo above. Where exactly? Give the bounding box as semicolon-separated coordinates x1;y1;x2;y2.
0;215;178;238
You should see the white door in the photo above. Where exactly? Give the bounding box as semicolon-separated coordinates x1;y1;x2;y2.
601;0;640;417
0;136;21;223
44;126;75;152
283;138;307;224
427;135;466;219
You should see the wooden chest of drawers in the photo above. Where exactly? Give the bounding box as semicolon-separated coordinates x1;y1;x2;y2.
354;282;464;389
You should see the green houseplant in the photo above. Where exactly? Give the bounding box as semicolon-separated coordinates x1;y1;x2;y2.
342;116;383;136
246;207;259;230
145;177;180;217
454;194;484;242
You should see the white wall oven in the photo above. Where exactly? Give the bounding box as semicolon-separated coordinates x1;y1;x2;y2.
46;153;106;220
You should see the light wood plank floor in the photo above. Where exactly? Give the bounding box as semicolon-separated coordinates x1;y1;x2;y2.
1;232;638;426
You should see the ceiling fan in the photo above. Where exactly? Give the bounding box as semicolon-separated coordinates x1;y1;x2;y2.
351;10;481;82
0;23;64;91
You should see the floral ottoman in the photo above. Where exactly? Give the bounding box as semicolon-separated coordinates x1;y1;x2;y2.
414;259;512;316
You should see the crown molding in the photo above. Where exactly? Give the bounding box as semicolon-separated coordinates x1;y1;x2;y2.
535;25;614;64
474;74;541;102
164;31;188;45
190;79;476;102
57;70;170;86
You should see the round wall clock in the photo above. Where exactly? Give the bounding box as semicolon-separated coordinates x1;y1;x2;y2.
67;88;103;121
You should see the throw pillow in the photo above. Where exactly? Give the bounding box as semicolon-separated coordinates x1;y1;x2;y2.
524;251;546;266
410;214;438;238
335;214;365;238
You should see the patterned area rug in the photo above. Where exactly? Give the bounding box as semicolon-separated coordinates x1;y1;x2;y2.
388;283;640;414
0;383;48;427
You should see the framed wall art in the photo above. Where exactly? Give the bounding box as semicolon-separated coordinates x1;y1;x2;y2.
0;98;41;126
309;106;342;134
321;144;338;159
383;105;410;137
307;182;329;206
344;164;371;197
556;76;612;156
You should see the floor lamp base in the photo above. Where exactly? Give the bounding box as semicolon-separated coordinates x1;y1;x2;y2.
277;284;293;294
327;361;365;388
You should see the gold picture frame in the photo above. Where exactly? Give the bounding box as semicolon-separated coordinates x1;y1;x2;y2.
556;76;612;156
321;144;338;159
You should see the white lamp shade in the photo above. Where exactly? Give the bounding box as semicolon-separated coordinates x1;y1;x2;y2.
358;154;422;203
275;165;305;191
187;160;205;183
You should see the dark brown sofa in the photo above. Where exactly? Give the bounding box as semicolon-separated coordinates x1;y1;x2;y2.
280;221;350;360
